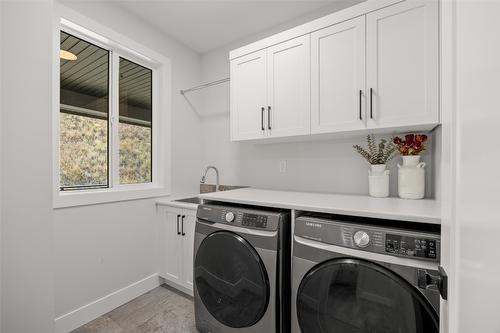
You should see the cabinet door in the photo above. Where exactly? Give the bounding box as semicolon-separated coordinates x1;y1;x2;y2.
311;16;366;134
181;210;196;291
163;208;183;285
366;1;438;129
267;35;311;138
230;49;267;141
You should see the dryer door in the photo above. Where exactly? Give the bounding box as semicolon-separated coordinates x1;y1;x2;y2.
194;231;270;328
297;258;439;333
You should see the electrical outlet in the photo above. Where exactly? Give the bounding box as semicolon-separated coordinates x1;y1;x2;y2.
279;160;287;173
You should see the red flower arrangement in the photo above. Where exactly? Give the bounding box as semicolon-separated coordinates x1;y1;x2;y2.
393;134;428;156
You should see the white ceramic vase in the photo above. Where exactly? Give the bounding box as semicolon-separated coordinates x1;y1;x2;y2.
368;164;390;198
398;155;426;199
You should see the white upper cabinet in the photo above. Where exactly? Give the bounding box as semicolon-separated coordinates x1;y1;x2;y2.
230;49;268;141
366;0;439;129
267;35;311;138
230;36;311;141
229;0;439;142
311;16;366;134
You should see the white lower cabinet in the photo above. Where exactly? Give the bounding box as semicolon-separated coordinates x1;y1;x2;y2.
161;205;196;295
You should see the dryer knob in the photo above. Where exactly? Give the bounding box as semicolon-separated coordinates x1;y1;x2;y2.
225;212;235;223
354;231;370;248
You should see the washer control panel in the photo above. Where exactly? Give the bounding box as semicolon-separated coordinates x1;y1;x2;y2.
385;234;437;260
295;215;440;262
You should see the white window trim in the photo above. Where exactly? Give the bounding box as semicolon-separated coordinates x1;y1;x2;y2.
52;4;172;208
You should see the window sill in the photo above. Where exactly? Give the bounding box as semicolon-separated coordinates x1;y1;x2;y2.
53;185;170;209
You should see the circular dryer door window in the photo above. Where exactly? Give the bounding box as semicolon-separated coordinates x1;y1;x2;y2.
297;258;439;333
194;231;270;328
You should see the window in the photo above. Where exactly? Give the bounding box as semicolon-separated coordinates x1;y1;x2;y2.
60;31;110;190
119;58;152;184
55;17;171;207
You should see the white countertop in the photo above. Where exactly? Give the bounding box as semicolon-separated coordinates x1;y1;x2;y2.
198;188;441;224
156;194;199;210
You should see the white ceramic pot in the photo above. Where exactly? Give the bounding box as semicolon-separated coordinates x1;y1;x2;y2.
397;155;426;199
368;164;390;198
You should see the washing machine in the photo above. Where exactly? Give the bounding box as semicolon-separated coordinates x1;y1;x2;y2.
292;213;447;333
194;202;290;333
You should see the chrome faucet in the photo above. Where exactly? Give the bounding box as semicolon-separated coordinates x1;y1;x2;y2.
200;166;220;192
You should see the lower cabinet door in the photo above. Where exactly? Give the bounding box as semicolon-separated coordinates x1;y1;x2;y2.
163;208;184;285
182;211;196;291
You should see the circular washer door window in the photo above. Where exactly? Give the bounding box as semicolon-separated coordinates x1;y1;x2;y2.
297;258;439;333
194;231;270;328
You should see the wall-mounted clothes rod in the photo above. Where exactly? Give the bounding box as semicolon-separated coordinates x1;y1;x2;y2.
180;77;230;95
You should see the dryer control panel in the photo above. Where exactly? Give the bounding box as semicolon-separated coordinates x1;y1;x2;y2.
241;213;268;228
197;204;285;231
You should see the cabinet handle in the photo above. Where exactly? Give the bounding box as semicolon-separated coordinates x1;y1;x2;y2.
261;107;265;131
359;90;363;120
267;106;271;130
176;215;180;235
181;215;186;236
370;88;374;119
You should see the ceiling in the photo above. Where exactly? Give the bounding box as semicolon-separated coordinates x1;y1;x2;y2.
60;31;152;121
112;0;365;54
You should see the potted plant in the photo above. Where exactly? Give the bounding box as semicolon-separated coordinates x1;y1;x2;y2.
353;135;397;197
393;134;429;199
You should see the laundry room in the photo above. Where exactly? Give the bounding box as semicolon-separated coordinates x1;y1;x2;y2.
0;0;498;333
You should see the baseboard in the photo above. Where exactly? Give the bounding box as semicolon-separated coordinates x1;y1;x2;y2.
162;279;194;297
54;273;161;333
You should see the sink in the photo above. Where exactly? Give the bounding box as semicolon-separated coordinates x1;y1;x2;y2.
173;197;203;205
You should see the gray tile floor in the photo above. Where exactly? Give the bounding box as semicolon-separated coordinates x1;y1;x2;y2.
71;284;197;333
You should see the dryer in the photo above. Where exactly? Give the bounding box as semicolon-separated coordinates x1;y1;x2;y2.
194;203;290;333
292;213;446;333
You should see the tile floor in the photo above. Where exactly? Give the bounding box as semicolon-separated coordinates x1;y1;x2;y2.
71;284;197;333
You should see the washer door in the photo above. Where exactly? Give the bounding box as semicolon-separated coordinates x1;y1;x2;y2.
297;258;439;333
194;231;270;328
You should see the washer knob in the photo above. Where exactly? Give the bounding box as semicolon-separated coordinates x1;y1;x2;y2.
225;212;235;223
353;231;370;248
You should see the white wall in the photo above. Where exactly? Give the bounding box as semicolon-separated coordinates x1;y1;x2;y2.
53;0;202;328
453;1;500;332
0;2;3;331
199;11;437;197
1;1;56;332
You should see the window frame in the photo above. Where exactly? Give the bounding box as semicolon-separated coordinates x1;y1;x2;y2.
53;6;171;208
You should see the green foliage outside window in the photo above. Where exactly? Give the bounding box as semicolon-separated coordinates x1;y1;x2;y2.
60;113;152;187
